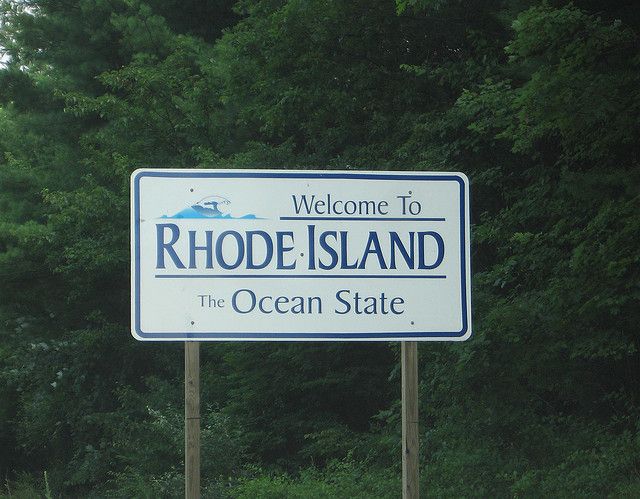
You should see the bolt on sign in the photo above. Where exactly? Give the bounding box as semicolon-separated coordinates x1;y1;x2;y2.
131;169;471;341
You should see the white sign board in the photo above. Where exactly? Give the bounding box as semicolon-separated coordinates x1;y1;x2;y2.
131;169;471;341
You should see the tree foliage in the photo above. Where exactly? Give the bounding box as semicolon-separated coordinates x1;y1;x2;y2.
0;0;638;496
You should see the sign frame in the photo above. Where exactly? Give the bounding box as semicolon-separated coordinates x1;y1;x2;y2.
131;169;471;341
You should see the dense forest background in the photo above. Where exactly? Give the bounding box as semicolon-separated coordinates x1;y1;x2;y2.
0;0;638;496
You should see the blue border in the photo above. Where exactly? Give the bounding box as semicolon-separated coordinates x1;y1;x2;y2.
132;171;469;340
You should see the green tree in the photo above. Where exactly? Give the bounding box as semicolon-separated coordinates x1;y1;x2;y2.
0;0;638;496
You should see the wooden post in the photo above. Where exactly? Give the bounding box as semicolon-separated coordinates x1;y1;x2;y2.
185;342;200;499
402;341;419;499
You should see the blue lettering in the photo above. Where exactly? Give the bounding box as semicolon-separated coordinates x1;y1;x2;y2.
232;288;255;314
276;231;296;270
357;232;387;270
189;230;214;269
291;194;315;214
418;231;445;269
156;223;186;269
318;231;339;270
389;232;414;269
215;231;245;270
334;289;351;314
339;231;358;269
307;225;316;270
246;231;273;270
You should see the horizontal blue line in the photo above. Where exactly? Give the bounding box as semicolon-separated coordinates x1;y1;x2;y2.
135;171;466;183
279;217;445;221
154;274;446;279
136;330;467;339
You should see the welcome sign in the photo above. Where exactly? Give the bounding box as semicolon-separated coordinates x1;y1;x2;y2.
131;169;471;341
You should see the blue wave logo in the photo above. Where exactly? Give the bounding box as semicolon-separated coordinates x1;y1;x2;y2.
160;195;261;219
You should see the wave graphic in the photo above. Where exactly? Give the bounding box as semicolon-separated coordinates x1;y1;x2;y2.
160;207;259;220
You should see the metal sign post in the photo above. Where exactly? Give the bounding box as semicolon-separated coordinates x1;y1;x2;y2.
402;341;419;498
184;342;200;499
